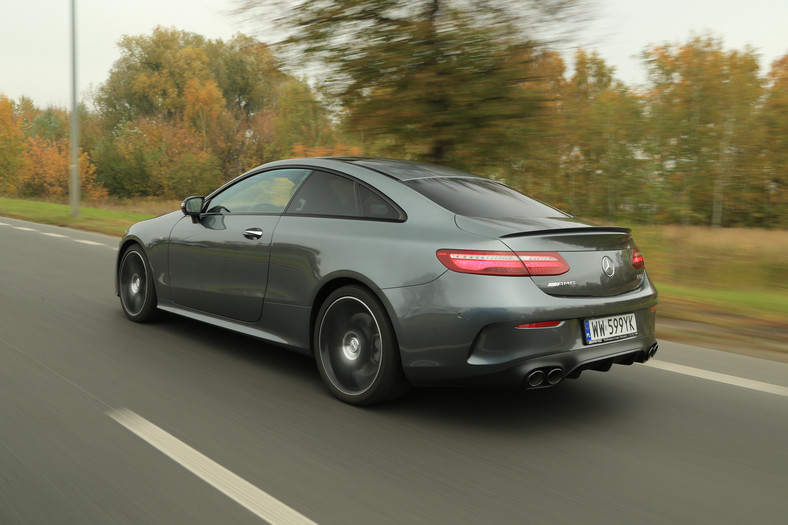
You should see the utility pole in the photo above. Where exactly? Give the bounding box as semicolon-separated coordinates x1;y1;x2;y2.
69;0;79;217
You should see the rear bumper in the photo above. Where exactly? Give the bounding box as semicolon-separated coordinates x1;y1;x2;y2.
402;324;658;389
382;270;658;388
426;338;659;389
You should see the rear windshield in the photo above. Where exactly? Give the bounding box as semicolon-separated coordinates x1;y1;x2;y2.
404;178;569;219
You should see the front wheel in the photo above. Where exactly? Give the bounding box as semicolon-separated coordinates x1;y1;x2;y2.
118;245;158;322
314;286;408;405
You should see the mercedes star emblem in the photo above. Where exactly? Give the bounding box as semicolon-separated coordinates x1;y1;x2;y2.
602;256;615;278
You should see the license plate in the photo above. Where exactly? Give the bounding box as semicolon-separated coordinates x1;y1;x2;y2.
583;313;638;345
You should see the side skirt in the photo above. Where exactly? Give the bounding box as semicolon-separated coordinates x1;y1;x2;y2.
157;302;310;355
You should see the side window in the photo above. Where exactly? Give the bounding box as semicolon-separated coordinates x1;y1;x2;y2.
286;171;359;217
206;168;310;214
360;186;401;220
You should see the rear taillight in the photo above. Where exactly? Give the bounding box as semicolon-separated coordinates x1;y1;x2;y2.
518;253;571;275
436;250;569;276
632;248;645;269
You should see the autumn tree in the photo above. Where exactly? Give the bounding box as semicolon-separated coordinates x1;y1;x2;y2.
18;136;105;199
0;95;25;195
28;108;70;142
203;33;286;118
641;35;763;226
762;54;788;227
91;118;220;198
235;0;584;167
14;96;43;137
96;27;216;127
503;49;567;203
91;122;150;198
183;77;225;149
559;49;618;217
94;27;334;190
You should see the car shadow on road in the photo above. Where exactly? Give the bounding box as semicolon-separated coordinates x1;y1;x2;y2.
133;310;321;380
380;374;648;432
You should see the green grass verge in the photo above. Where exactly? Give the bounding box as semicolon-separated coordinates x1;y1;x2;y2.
657;284;788;324
0;198;155;237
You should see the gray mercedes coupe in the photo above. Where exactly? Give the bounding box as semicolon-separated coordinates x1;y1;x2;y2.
116;157;658;405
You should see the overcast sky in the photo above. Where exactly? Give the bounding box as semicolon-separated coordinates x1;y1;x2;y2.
1;0;787;108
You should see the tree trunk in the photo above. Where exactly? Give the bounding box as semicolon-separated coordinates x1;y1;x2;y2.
711;175;724;228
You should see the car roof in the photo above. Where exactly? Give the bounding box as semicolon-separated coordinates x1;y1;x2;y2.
327;157;483;182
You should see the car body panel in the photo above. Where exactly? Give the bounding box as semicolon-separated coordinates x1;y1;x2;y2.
168;213;281;322
117;210;180;302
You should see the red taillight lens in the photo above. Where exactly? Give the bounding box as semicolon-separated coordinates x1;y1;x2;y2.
632;248;645;269
518;252;570;275
436;250;569;276
436;250;527;275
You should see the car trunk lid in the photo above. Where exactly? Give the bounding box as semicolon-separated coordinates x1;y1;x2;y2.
455;216;645;297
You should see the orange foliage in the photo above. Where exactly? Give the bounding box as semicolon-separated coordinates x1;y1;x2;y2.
767;54;788;126
18;137;106;199
132;118;220;197
183;77;225;143
290;142;364;158
0;95;25;195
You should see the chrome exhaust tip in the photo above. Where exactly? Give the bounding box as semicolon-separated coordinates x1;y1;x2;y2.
648;343;659;359
546;368;563;385
527;370;545;387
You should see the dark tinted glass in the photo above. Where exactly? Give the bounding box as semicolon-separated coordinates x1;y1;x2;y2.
286;171;358;217
360;186;401;220
405;178;568;219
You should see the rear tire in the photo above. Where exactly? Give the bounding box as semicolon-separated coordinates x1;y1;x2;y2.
118;245;158;323
314;285;409;405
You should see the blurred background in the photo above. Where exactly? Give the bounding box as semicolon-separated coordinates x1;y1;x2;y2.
1;0;786;356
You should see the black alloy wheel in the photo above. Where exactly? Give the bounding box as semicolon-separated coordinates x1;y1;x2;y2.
314;285;408;405
118;245;158;322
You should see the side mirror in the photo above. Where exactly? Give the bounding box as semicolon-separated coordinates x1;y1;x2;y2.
181;196;204;222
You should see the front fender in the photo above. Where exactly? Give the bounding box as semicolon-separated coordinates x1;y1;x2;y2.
115;211;183;301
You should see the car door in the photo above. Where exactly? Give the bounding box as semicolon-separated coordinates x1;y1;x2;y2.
168;168;310;322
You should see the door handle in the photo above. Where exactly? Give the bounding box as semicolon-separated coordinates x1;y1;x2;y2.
242;228;264;240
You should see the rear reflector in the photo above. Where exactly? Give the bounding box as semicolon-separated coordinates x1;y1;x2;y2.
632;248;645;269
516;320;563;329
436;250;569;276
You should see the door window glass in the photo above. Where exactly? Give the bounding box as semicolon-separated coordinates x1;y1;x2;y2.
206;168;310;214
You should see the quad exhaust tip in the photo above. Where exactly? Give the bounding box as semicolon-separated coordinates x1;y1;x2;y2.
526;368;564;388
546;368;563;385
527;344;658;389
527;370;546;387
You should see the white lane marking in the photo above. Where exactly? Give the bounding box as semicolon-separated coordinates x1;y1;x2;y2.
2;221;116;247
107;408;318;525
645;360;788;398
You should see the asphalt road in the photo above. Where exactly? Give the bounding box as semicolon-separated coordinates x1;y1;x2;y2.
1;216;787;524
